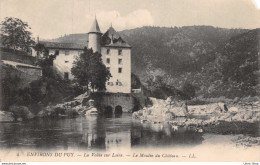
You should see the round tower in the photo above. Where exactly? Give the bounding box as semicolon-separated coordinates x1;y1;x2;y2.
88;17;102;53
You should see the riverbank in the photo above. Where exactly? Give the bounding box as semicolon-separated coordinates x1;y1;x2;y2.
132;97;260;134
0;92;95;122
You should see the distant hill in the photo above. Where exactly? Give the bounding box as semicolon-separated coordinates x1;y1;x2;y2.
169;28;260;98
48;26;259;98
49;33;89;45
120;26;248;75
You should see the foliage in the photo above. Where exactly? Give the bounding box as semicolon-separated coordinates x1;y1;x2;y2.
0;17;35;53
182;82;197;99
34;43;48;59
131;73;142;89
1;74;21;110
36;44;57;78
71;48;111;92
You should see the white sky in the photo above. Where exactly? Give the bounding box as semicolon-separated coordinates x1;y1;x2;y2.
1;0;260;39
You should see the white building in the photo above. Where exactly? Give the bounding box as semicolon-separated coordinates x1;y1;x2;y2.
33;18;132;93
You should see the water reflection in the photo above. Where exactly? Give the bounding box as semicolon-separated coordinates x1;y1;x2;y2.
0;113;203;150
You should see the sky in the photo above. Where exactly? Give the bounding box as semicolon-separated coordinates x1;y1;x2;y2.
1;0;260;39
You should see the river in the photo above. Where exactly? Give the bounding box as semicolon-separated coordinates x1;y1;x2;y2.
0;113;206;150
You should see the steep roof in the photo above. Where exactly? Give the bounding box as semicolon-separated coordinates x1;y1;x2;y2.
39;41;86;50
101;26;131;48
89;17;101;34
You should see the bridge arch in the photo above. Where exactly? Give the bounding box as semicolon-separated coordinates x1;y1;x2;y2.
104;106;113;115
115;105;123;114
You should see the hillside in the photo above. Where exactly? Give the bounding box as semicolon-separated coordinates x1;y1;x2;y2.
120;26;248;75
48;26;259;98
49;26;247;74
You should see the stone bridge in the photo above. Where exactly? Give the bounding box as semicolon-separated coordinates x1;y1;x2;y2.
91;93;134;114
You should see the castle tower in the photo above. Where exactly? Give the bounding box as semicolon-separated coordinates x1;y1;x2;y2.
88;16;102;53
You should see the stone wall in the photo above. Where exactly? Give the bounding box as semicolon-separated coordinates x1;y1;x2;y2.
101;47;131;93
0;49;36;65
1;64;42;88
91;93;134;113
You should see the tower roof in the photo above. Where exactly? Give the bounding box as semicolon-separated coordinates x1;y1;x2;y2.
89;17;101;33
101;26;131;48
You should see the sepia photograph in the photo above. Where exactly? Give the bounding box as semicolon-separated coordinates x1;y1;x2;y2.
0;0;259;163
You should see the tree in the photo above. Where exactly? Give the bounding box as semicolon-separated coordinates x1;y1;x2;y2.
131;73;142;89
182;81;197;99
36;44;57;78
0;17;34;53
34;43;47;59
71;48;111;92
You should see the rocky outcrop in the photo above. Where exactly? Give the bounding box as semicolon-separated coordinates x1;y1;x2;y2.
133;97;260;129
187;102;228;115
52;93;98;117
85;107;98;115
0;111;15;122
133;97;188;122
36;105;55;118
9;105;35;121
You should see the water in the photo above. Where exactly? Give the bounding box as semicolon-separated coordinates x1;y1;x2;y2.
0;113;204;150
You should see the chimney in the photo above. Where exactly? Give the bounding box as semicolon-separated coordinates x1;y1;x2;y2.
110;34;114;44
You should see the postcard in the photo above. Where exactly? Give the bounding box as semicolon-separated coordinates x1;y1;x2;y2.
0;0;259;163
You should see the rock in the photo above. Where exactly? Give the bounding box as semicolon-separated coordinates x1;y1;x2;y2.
243;112;253;120
232;113;244;121
169;107;186;117
66;109;79;117
196;128;203;133
217;102;228;112
233;97;240;103
165;96;174;105
9;105;34;120
0;111;15;122
37;106;55;117
132;112;138;118
88;99;95;107
142;109;151;116
164;111;175;120
72;105;84;114
172;125;178;131
54;104;65;109
37;110;47;118
229;107;239;114
85;107;98;115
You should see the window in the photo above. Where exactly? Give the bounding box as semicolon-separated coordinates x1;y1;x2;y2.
65;50;70;55
116;80;122;86
118;67;122;73
55;50;59;55
118;59;122;64
106;58;110;64
107;49;110;55
118;49;122;55
107;82;113;86
65;61;69;63
64;72;69;79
